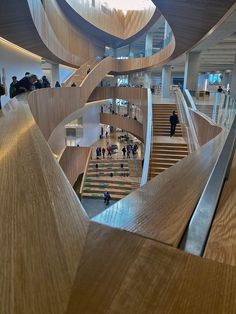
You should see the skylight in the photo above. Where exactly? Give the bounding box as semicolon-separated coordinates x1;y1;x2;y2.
102;0;154;13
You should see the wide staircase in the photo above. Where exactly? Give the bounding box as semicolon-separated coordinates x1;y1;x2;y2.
152;104;182;137
149;142;189;178
82;159;133;200
149;104;189;179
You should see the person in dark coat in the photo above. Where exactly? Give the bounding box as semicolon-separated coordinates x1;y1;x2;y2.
13;74;38;96
9;76;18;98
41;75;50;88
169;111;179;137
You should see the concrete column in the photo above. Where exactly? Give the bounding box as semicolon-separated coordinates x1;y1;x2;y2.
231;52;236;98
144;71;152;88
163;20;171;47
51;63;59;87
222;71;231;89
145;33;153;57
128;45;134;58
41;60;59;87
184;51;201;92
161;65;172;98
197;73;208;91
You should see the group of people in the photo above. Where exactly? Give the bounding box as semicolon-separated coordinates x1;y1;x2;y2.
9;72;59;98
96;146;113;159
122;144;138;158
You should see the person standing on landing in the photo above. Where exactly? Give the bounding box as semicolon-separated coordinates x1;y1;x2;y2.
169;111;179;137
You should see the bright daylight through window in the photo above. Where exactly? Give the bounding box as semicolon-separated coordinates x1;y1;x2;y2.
102;0;154;14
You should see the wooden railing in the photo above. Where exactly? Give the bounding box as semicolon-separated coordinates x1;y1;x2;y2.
79;147;93;198
100;113;144;142
59;146;91;186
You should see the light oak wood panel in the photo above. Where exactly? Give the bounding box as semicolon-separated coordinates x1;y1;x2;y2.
28;0;104;66
0;0;234;71
63;58;98;87
0;0;71;66
28;58;118;142
0;95;89;314
88;86;147;107
66;221;236;314
190;109;222;146
63;0;156;40
0;0;104;67
100;113;144;142
116;37;175;72
204;151;236;266
59;146;90;186
93;132;226;247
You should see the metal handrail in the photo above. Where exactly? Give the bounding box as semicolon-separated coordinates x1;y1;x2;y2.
184;89;197;110
180;114;236;256
175;88;199;152
141;89;152;186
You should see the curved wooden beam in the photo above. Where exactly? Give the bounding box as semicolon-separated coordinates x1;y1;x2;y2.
0;95;89;313
100;113;144;142
57;0;160;47
1;61;235;314
59;146;90;185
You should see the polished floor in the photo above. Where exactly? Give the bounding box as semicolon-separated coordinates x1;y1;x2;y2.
81;198;117;218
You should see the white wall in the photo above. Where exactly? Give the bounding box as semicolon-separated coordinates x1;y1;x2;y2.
79;105;100;146
59;65;75;83
0;39;43;106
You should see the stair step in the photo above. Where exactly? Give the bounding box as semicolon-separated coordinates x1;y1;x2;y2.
83;187;131;195
82;193;125;200
84;182;131;190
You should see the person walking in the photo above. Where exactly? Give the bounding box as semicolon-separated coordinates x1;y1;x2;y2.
103;191;111;205
169;110;179;137
96;147;100;159
122;146;126;158
102;147;106;158
107;146;112;158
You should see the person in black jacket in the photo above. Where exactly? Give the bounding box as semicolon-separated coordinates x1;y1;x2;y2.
169;111;179;137
13;74;38;96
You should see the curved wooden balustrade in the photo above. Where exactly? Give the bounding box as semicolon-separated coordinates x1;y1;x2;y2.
100;113;144;142
63;58;98;87
204;151;236;266
59;147;90;185
1;79;235;314
0;95;90;314
93;131;226;247
190;109;223;146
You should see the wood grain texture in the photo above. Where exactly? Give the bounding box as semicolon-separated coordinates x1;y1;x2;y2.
204;151;236;266
66;221;236;314
93;132;226;247
63;0;156;40
100;113;144;141
0;95;89;314
59;146;90;186
190;109;222;146
0;0;234;70
28;57;149;144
